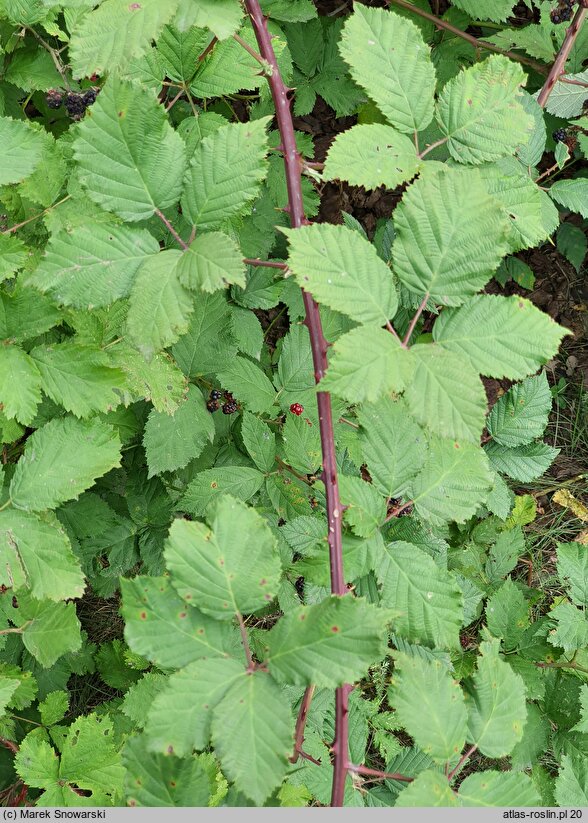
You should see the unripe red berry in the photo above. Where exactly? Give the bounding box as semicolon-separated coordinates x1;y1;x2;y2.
290;403;304;416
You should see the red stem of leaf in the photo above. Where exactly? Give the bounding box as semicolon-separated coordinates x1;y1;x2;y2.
402;292;430;347
348;764;414;783
243;258;288;269
243;0;348;806
290;685;315;763
154;209;189;250
447;744;477;781
0;737;19;754
537;4;587;108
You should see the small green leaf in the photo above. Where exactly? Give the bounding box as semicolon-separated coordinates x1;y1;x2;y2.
181;467;265;516
485;578;529;649
0;346;42;425
39;692;69;727
557;542;588;608
487;372;552;447
240;413;276;473
0;116;47;185
339;475;386;538
550;179;588;219
485;440;559;482
178;232;246;293
459;770;540;806
216;357;276;414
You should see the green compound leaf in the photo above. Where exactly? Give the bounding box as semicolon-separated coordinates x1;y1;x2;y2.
485;577;529;650
127;250;194;359
108;343;187;415
267;595;389;687
173;0;243;39
28;224;159;309
459;771;540;806
389;652;467;762
395;771;459;807
143;385;215;477
557;542;588;608
74;77;186;221
487;372;552;447
281;413;321;475
555;754;588;807
211;671;293;805
465;637;527;757
5;594;81;668
0;510;85;601
0;116;46;185
339;475;386;538
121;576;234;669
320;326;411;403
284;223;397;325
123;735;211;807
10;417;121;513
324;124;421;190
358;398;427;499
15;714;125;807
433;295;570;379
181;118;271;231
405;345;487;443
549;179;588;219
0;234;27;283
145;658;245;757
216;356;276;414
376;541;463;650
0;286;61;344
392;166;509;305
29;343;127;419
165;495;282;619
181;467;265;516
39;692;68;727
548;602;588;653
178;232;246;293
339;6;436;133
410;437;493;526
0;345;42;425
69;0;179;78
449;0;516;22
436;56;533;164
484;440;559;482
240;412;276;473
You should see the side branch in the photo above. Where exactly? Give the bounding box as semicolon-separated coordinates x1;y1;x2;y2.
537;3;587;108
243;0;349;807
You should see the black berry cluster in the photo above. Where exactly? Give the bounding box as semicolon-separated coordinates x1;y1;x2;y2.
553;128;568;143
551;0;576;23
45;88;100;120
206;389;239;415
222;391;238;415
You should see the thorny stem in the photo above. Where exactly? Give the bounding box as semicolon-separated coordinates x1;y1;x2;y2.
386;0;550;75
403;292;430;347
236;612;254;671
290;685;316;764
348;764;414;783
447;744;477;781
154;209;189;250
537;3;587;108
243;1;349;806
243;258;288;269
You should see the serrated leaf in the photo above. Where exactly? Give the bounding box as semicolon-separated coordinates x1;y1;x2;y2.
281;413;321;475
557;542;588;608
29;343;126;419
544;69;588;119
145;658;245;757
240;413;276;473
395;770;459;806
127;250;194;358
405;345;487;443
121;577;234;669
267;595;388;686
0;117;47;185
216;357;276;414
555;754;588;807
487;372;552;447
165;495;282;619
450;0;516;22
69;0;179;78
436;56;532;164
339;475;386;538
459;770;540;806
173;0;242;39
571;684;588;734
10;417;121;512
0;345;42;425
485;578;529;649
143;385;214;477
392;166;509;305
285;223;397;325
549;179;588;219
108;343;187;415
0;286;61;344
211;671;292;805
390;652;467;762
178;232;246;293
433;295;570;379
181;467;265;516
0;234;27;283
548;602;588;653
74;77;186;221
0;677;20;719
321;326;410;403
485;440;559;482
181;118;271;231
339;6;436;133
376;541;463;649
0;510;85;601
411;438;493;526
39;692;68;727
358;397;427;498
123;734;211;806
28;224;159;309
172;291;237;378
465;637;526;757
557;222;587;273
7;595;81;668
324;124;420;190
485;526;525;584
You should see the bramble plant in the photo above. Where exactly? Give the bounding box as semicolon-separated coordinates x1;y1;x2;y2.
0;0;587;809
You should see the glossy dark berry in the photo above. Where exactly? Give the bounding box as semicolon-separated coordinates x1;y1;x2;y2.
560;6;573;20
210;389;222;401
83;88;99;106
222;401;238;415
206;399;219;413
46;89;63;109
64;92;87;120
551;11;561;21
223;390;234;401
290;403;304;416
553;128;567;143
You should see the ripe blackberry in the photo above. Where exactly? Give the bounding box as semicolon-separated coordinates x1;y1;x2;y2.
64;92;87;120
222;401;238;415
551;10;561;21
46;89;63;109
210;389;222;401
206;399;220;413
560;5;573;19
290;403;304;416
83;88;99;106
553;128;567;143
